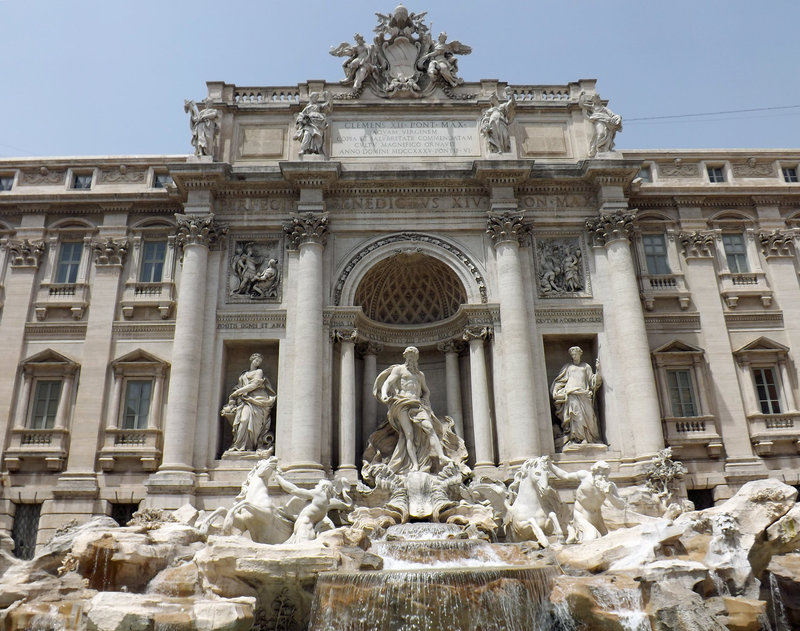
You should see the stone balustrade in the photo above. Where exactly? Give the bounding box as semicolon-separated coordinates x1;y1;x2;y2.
747;412;800;456
5;427;69;471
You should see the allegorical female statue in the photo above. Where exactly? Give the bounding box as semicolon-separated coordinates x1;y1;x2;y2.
293;91;332;156
221;353;276;453
551;346;603;446
184;99;219;157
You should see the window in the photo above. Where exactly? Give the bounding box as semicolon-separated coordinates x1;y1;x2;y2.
642;234;671;274
71;173;92;189
139;240;166;282
707;166;725;183
721;233;749;273
637;166;652;183
152;173;173;189
0;176;13;191
30;380;62;429
12;503;42;560
782;167;798;183
753;367;782;415
666;369;698;417
122;380;152;429
55;241;82;283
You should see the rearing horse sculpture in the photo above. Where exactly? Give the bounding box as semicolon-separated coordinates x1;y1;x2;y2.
198;456;294;544
504;455;567;548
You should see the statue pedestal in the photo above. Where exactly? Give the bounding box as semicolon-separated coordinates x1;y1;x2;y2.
186;155;214;163
220;449;274;462
554;444;622;469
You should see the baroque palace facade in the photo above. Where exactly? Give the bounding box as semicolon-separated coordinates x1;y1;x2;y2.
3;8;800;554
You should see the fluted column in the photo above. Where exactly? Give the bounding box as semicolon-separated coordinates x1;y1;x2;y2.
586;210;663;456
437;340;464;437
487;212;540;464
282;213;328;474
158;214;226;476
333;328;358;480
360;342;382;448
463;326;494;470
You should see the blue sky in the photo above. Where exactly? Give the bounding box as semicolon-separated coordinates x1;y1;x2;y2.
3;0;799;158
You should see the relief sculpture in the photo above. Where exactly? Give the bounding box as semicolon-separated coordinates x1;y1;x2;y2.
229;241;281;301
535;237;586;297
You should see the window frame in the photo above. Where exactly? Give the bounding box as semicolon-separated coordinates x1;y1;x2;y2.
29;379;63;430
721;232;750;274
752;366;782;415
69;171;94;190
138;239;167;283
706;165;726;183
666;368;699;418
781;166;798;183
641;232;671;275
0;172;16;191
121;378;154;430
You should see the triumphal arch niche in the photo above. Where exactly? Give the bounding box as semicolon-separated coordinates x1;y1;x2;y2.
177;2;656;500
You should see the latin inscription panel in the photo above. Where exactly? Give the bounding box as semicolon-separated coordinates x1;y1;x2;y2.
331;120;478;157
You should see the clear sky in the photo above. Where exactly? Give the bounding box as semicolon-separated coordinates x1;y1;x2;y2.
3;0;800;158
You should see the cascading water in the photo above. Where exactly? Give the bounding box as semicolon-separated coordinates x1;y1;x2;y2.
590;584;651;631
308;523;559;631
766;572;792;631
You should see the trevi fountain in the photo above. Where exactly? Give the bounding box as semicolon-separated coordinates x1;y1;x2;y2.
1;5;800;631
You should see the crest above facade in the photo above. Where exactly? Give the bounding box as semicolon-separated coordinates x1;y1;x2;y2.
330;5;472;99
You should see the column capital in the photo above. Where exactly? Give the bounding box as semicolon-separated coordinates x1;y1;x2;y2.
760;229;796;258
585;210;635;246
91;238;129;267
486;212;527;247
462;326;493;342
284;212;329;249
331;327;359;344
174;213;227;249
5;238;46;269
679;231;716;259
358;341;384;357
437;339;465;354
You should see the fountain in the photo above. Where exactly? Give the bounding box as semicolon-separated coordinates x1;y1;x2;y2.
2;348;800;630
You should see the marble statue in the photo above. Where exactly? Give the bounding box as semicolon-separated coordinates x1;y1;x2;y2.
551;346;602;446
537;239;585;295
480;88;516;154
330;33;378;92
272;474;352;544
197;457;294;544
183;99;219;157
231;242;280;299
505;456;567;548
329;6;471;99
419;32;471;87
579;92;622;157
549;460;625;543
220;353;276;453
364;347;466;476
294;91;332;156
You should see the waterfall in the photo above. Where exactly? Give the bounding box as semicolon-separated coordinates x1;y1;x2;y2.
309;566;559;631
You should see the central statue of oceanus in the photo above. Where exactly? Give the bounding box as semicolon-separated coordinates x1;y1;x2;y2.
362;346;468;476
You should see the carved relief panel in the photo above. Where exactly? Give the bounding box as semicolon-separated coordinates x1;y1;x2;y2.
533;234;591;298
226;237;283;303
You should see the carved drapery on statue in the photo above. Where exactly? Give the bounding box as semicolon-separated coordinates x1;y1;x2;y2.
551;346;603;447
535;236;587;297
362;346;469;477
330;5;471;99
184;99;219;158
579;92;622;157
480;88;516;154
228;240;281;301
293;91;332;156
220;353;276;455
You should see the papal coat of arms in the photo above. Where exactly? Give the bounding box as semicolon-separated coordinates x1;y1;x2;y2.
330;5;471;99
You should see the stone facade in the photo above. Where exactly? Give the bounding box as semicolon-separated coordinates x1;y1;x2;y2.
2;12;800;553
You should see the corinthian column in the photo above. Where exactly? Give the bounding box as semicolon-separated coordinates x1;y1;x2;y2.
463;326;495;470
283;212;328;475
437;340;464;437
487;212;540;464
586;210;663;455
333;328;358;481
157;214;226;479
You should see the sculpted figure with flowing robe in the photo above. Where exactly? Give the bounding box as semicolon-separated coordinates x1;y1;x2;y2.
551;346;602;445
221;353;276;453
363;346;467;476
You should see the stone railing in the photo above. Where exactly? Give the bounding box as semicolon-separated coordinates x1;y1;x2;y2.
638;273;690;311
35;282;89;320
232;87;303;105
98;427;162;472
121;281;175;320
508;85;575;102
5;427;69;471
747;412;800;456
662;415;723;458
